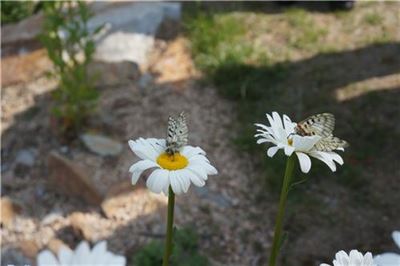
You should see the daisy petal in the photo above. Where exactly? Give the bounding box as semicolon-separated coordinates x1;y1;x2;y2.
181;146;206;158
189;154;210;163
37;250;59;265
169;171;184;195
146;169;169;194
374;253;400;266
284;145;295;156
186;165;208;181
58;246;74;264
176;170;191;193
309;151;337;172
296;152;312;173
272;112;283;129
71;241;91;264
267;146;280;157
257;138;272;144
392;231;400;248
129;160;159;185
189;159;218;175
326;152;344;165
184;169;206;187
283;114;296;136
128;139;158;161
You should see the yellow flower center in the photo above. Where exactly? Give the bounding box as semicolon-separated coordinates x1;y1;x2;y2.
157;152;188;170
288;138;293;146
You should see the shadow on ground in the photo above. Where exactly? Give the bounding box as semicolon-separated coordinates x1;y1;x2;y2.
203;40;400;265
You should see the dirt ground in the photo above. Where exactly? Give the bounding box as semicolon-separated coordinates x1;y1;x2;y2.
1;2;400;266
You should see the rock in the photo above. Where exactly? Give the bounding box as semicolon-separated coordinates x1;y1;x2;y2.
89;2;181;36
19;239;40;260
1;197;22;228
1;12;43;45
1;247;32;266
193;187;233;208
137;73;154;91
150;37;197;86
89;2;181;66
100;181;134;220
88;60;140;87
47;238;70;255
1;162;10;173
101;179;164;220
80;133;123;156
15;148;37;167
95;32;154;66
41;212;64;226
69;212;107;242
47;152;103;205
1;48;52;87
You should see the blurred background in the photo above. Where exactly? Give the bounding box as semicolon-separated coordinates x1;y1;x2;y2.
1;1;399;265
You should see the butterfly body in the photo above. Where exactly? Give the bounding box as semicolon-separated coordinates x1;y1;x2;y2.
295;113;348;151
166;112;188;155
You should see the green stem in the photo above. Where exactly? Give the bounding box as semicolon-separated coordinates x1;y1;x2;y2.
162;186;175;266
268;155;296;266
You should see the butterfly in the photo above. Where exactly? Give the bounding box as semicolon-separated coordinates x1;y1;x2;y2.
166;112;188;155
294;113;348;152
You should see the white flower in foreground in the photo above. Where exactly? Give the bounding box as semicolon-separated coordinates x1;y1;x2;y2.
255;112;344;173
374;231;400;266
129;138;217;195
37;241;126;266
321;250;376;266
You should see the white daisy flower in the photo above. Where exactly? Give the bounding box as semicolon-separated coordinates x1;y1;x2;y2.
255;112;344;173
37;241;126;266
128;138;217;195
374;231;400;266
321;250;376;266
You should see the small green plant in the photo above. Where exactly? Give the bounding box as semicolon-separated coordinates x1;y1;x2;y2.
1;1;39;24
40;1;102;135
133;228;208;266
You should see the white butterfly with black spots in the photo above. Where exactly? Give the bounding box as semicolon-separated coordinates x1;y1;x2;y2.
166;112;188;155
294;113;348;152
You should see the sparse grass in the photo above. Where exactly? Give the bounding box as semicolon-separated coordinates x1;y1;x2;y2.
363;12;383;25
284;8;328;50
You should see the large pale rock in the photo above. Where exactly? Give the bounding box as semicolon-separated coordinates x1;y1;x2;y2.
1;197;22;228
101;177;165;221
95;32;154;65
89;2;181;65
47;152;103;205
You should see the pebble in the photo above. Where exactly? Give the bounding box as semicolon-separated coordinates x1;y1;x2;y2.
80;133;123;157
15;148;37;167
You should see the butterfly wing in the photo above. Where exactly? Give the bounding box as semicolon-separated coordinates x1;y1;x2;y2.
166;112;188;154
296;113;335;137
314;136;349;152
